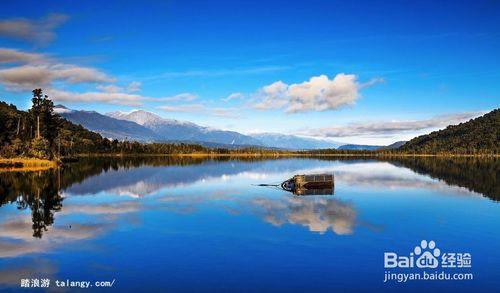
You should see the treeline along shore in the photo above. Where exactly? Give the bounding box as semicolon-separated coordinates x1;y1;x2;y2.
1;89;498;170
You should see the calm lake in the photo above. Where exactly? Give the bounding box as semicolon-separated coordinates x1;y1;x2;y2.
0;156;499;291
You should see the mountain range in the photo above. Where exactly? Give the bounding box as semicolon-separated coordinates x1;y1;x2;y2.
337;144;383;151
107;110;263;146
250;133;342;149
337;141;408;151
55;106;159;141
55;106;347;150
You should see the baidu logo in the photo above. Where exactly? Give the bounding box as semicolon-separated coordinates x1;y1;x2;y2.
384;240;471;269
414;240;440;268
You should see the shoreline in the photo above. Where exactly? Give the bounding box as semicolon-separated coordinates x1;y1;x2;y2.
73;153;500;158
1;152;497;172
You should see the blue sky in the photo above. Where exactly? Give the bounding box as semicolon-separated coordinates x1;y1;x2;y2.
0;0;499;144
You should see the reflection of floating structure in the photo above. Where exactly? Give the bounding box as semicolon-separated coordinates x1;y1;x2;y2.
281;174;334;196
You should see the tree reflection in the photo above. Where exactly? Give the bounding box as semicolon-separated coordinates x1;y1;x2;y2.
0;155;497;239
386;156;499;201
0;156;268;238
1;170;63;238
310;156;499;201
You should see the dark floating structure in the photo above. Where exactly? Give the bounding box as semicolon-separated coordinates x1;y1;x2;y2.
255;173;334;196
281;174;334;196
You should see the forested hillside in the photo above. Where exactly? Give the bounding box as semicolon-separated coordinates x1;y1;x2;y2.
0;89;113;159
399;109;499;154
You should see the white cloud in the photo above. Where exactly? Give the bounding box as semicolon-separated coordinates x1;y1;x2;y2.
255;80;289;109
50;64;114;83
302;112;484;138
0;49;185;107
0;13;69;46
126;81;142;93
159;92;198;102
48;88;144;106
0;64;114;91
0;49;193;106
222;92;244;102
96;81;143;94
48;89;202;107
157;103;240;118
0;48;45;63
0;65;52;90
0;48;115;92
149;65;290;79
157;103;204;112
96;84;122;93
254;74;381;113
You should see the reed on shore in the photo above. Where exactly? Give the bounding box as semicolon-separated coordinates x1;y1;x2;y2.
0;158;58;172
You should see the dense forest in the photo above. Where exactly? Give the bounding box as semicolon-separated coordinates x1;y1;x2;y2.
399;109;499;155
0;89;114;159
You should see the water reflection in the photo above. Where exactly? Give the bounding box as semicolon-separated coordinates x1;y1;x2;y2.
252;197;355;235
0;156;497;245
0;169;63;238
0;217;111;258
387;156;500;201
0;259;58;287
334;161;479;196
1;156;497;291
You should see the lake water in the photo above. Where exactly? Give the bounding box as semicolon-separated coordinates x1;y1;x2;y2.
0;156;498;292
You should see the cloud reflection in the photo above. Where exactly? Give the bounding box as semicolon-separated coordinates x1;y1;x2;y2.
253;197;356;235
0;217;111;258
156;191;357;235
0;259;58;288
1;156;494;260
0;199;141;258
333;162;481;196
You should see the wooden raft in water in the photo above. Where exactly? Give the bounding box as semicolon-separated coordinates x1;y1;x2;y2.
281;174;334;196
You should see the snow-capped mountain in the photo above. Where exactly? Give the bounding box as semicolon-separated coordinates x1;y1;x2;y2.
53;104;73;114
107;110;173;127
251;133;343;150
56;106;352;149
55;106;160;141
108;110;196;129
107;110;262;146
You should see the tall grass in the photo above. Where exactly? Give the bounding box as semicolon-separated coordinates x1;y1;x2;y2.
0;158;58;171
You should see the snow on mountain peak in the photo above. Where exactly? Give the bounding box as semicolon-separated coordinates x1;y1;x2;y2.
107;109;197;127
53;104;73;114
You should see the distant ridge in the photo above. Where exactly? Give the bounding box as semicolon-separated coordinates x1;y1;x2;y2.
399;109;499;154
381;141;407;150
252;133;342;150
337;144;383;151
337;141;408;151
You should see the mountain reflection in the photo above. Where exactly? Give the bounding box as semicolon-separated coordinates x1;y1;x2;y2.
0;156;498;244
